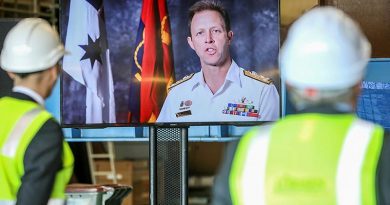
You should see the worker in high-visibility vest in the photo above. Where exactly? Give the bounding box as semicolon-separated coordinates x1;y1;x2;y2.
212;7;390;205
0;18;74;205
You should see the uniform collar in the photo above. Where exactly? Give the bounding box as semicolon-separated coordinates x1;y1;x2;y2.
12;86;45;106
225;60;241;87
192;60;242;91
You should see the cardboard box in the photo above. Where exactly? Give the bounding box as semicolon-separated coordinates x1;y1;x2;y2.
94;160;133;205
132;160;149;205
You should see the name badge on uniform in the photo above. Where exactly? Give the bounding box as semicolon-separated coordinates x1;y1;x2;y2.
176;100;192;118
222;97;260;118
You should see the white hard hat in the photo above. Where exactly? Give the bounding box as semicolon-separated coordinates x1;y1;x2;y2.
0;18;67;73
280;7;371;90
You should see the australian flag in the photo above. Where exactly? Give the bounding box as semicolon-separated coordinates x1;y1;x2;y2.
63;0;116;124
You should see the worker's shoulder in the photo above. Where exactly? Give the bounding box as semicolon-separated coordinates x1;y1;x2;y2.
30;118;63;147
242;70;273;85
168;73;195;90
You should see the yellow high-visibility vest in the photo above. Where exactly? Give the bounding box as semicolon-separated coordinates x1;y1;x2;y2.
0;97;74;205
230;113;383;205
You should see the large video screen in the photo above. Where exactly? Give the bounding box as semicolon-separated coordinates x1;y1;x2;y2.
60;0;280;127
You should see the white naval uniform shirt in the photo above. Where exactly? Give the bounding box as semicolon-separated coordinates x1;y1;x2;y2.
157;60;280;123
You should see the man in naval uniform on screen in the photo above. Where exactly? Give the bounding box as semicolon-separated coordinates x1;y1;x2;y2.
157;0;279;123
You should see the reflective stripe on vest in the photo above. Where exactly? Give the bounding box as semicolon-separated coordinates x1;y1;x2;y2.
230;116;383;205
1;108;42;157
230;124;273;205
0;199;63;205
0;200;15;205
336;119;375;205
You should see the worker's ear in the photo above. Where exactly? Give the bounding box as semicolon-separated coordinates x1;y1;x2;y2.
7;72;16;80
351;82;362;108
352;82;362;102
353;82;362;96
46;65;59;83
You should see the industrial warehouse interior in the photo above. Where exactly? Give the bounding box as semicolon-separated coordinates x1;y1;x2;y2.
0;0;389;204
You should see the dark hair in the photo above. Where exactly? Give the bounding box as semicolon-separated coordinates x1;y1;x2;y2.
188;0;231;36
14;70;44;79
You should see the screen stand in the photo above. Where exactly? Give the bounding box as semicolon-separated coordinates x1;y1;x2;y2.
149;126;188;205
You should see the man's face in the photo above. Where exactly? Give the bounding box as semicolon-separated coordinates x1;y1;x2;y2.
187;10;233;68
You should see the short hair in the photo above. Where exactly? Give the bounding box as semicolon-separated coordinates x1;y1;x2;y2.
188;0;231;37
13;70;44;79
288;86;355;111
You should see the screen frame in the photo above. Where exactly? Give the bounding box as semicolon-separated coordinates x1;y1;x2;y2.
59;0;282;128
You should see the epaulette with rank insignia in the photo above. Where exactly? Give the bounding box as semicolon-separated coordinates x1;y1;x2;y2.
243;70;273;84
168;73;195;90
